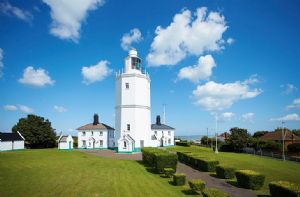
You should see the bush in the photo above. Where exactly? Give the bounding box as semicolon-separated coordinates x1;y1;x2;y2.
287;143;300;153
141;147;162;166
176;140;191;147
269;181;300;197
153;152;177;173
163;168;175;178
188;179;205;192
219;144;234;152
202;188;230;197
235;170;265;190
173;173;186;186
195;157;219;172
216;165;236;179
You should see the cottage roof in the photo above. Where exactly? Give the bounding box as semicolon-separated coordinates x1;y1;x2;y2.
0;132;24;141
260;131;300;141
151;124;175;130
77;123;114;131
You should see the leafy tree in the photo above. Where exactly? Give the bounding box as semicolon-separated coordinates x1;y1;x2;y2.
227;127;251;152
253;131;269;138
201;136;213;145
12;114;56;148
292;129;300;137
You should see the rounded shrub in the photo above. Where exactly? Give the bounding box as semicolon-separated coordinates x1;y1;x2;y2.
163;168;175;178
216;165;236;179
202;188;230;197
173;173;186;186
269;181;300;197
188;179;205;192
235;170;265;190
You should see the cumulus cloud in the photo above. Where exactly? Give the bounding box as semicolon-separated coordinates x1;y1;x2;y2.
227;38;234;45
281;84;297;95
82;60;112;85
0;2;33;23
18;105;34;113
178;54;216;83
3;105;18;111
219;112;235;121
43;0;104;42
242;112;254;122
147;7;228;66
192;76;262;111
0;48;3;78
121;28;143;51
54;105;67;113
271;113;300;121
19;66;55;87
286;98;300;110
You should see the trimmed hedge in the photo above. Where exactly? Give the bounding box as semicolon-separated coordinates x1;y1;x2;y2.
216;165;236;179
202;188;230;197
269;181;300;197
235;170;265;190
163;168;175;178
195;157;219;172
188;179;205;192
176;141;191;147
142;148;177;173
173;173;186;186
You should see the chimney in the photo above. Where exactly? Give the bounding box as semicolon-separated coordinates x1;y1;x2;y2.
156;115;161;125
93;114;99;125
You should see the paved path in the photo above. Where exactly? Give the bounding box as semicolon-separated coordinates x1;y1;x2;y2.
77;149;142;160
176;162;256;197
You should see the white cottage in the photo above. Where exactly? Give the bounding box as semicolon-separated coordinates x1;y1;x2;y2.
0;131;25;151
151;115;175;147
58;134;74;150
77;114;115;149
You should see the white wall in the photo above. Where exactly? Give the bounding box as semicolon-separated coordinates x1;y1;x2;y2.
150;129;175;147
78;130;109;149
13;141;24;150
0;141;24;151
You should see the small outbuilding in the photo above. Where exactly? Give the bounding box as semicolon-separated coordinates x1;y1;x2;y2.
0;131;25;151
58;135;74;150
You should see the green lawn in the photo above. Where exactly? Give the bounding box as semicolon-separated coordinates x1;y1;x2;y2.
167;145;300;195
0;149;185;197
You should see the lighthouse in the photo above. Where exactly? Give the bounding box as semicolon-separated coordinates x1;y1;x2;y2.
115;49;151;152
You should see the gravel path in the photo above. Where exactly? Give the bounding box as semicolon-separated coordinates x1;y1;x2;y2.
176;162;256;197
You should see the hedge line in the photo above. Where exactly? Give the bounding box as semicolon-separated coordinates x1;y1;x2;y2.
269;181;300;197
176;141;191;147
216;165;236;179
235;170;265;190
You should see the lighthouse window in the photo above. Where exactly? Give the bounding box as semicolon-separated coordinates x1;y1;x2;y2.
125;83;129;89
127;124;130;131
131;57;141;70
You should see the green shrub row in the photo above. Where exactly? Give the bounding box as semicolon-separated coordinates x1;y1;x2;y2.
202;188;230;197
176;140;191;147
141;147;177;173
173;173;186;186
188;179;205;192
215;165;236;179
163;168;175;178
269;181;300;197
235;170;265;190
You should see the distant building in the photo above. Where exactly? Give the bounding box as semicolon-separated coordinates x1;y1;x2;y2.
218;132;230;142
150;115;175;147
260;131;300;148
77;114;115;149
0;131;25;151
58;134;74;150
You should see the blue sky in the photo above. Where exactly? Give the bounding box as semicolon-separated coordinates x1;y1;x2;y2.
0;0;300;136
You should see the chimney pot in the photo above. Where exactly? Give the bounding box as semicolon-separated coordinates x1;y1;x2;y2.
156;115;161;125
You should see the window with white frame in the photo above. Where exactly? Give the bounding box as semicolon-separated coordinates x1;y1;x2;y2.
82;131;86;136
168;139;171;144
168;131;171;135
125;83;129;89
91;131;94;136
100;131;103;136
154;131;157;135
127;124;130;131
100;140;103;147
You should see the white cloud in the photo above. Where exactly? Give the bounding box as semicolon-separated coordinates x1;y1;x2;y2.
43;0;104;42
178;54;216;83
281;84;297;95
19;66;55;87
121;28;143;51
271;113;300;121
227;37;234;45
242;112;254;122
220;112;235;121
0;48;3;78
192;76;262;111
18;105;34;114
147;7;228;66
3;105;18;111
54;105;67;113
286;98;300;110
0;2;33;23
82;60;112;85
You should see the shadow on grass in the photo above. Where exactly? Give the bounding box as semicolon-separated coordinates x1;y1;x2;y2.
257;195;270;197
181;189;200;195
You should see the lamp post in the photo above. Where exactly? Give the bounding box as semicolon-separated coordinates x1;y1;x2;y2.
207;128;209;147
282;121;286;161
215;116;219;154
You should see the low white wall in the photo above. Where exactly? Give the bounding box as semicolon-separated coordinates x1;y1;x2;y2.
0;141;12;151
13;141;24;150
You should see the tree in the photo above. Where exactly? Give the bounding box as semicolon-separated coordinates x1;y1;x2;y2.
227;127;251;152
253;131;269;138
12;114;56;148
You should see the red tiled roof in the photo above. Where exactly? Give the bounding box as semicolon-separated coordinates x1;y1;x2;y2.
260;131;300;141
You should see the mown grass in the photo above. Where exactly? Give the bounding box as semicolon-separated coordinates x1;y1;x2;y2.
0;149;186;197
167;145;300;195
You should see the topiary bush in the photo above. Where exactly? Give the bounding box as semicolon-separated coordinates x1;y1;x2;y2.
163;168;175;178
153;152;177;173
216;165;236;179
235;170;265;190
141;147;162;166
202;188;230;197
173;173;186;186
269;181;300;197
195;157;219;172
188;179;205;192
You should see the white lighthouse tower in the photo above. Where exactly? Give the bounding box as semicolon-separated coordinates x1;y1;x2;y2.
115;49;151;153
